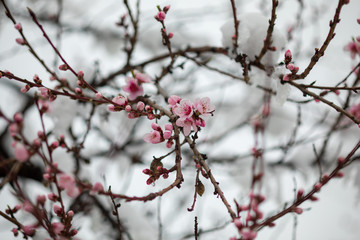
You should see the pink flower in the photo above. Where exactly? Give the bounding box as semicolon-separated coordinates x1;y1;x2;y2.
51;222;64;235
165;123;173;131
163;130;172;139
173;99;193;120
151;122;162;131
14;143;29;162
135;71;151;83
22;225;35;236
344;39;360;59
122;77;144;100
143;130;162;144
112;95;128;106
39;87;49;98
58;173;80;197
168;95;181;107
241;229;257;240
194;97;215;116
349;103;360;119
95;92;103;99
176;118;197;136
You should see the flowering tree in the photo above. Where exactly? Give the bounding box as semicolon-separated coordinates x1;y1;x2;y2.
0;0;360;239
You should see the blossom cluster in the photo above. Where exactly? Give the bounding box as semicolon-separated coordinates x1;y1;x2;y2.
344;36;360;59
168;95;215;136
282;49;299;81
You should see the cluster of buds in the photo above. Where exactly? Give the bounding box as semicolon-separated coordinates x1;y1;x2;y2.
282;49;299;81
142;160;170;185
143;122;174;148
154;5;170;22
168;95;215;136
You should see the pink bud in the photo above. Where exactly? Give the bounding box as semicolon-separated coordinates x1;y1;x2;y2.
15;38;26;45
147;113;155;120
165;123;173;131
21;85;30;93
23;201;34;213
58;64;68;71
294;207;303;214
168;32;174;38
51;141;59;149
14;23;22;30
95;92;102;99
14;112;23;123
315;99;320;103
14;143;29;162
48;193;58;202
163;130;172;139
297;188;304;199
357;19;360;24
286;63;295;71
155;11;166;21
22;225;35;236
108;105;115;112
151;122;162;131
146;178;154;185
51;222;64;235
142;169;151;175
125;105;132;112
78;70;84;78
90;182;104;195
314;183;322;192
282;74;290;81
67;210;74;218
137;101;145;111
163;5;170;13
36;195;46;205
53;204;63;215
11;228;18;236
166;139;173;148
75;87;82;95
285;49;292;59
234;218;242;228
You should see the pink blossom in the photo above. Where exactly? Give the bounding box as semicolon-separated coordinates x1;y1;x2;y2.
90;182;104;195
122;77;144;100
95;92;103;99
58;173;80;197
39;87;49;98
163;130;172;139
23;201;34;213
22;225;35;236
173;99;193;119
36;195;46;205
48;193;58;202
14;143;29;162
194;97;215;116
282;74;290;81
168;32;174;38
234;218;242;228
168;95;181;107
344;39;360;59
51;222;64;234
195;118;206;127
165;123;173;131
241;230;257;240
349;103;360;119
176;118;197;136
143;130;162;144
135;71;151;83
